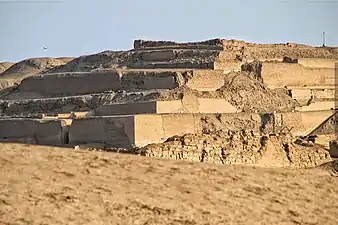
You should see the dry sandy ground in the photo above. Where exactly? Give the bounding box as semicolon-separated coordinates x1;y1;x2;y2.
0;143;337;225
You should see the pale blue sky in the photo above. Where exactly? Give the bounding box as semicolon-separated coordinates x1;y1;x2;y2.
1;0;337;62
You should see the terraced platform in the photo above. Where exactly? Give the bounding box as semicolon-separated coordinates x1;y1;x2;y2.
0;118;64;145
93;98;238;116
0;38;337;154
1;69;231;100
0;110;335;149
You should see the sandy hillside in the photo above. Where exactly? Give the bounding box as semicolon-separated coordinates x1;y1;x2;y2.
0;57;73;91
0;143;337;225
0;62;14;73
1;57;73;79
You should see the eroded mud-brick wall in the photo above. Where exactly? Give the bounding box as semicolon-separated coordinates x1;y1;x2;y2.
140;130;331;168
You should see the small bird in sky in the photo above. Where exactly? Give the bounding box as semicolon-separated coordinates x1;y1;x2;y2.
42;46;48;50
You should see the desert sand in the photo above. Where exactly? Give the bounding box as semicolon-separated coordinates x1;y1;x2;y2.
0;143;337;225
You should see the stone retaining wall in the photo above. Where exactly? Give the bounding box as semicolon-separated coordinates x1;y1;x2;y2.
19;71;121;96
68;110;335;148
94;98;238;116
0;119;63;145
0;110;334;148
261;63;335;88
68;116;134;148
4;69;233;99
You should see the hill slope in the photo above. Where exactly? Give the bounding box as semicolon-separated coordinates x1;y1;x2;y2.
0;62;14;73
1;57;73;78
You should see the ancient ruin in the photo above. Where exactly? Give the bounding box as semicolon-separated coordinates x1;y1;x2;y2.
0;38;337;167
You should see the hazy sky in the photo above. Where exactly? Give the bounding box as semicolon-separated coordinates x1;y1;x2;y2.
0;0;337;62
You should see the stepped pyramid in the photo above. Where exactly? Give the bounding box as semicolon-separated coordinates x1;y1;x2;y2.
0;39;337;148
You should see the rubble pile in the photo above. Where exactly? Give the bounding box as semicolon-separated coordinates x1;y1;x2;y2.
139;130;331;168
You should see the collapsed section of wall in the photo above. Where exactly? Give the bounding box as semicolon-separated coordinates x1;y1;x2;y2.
308;111;337;136
139;131;331;168
273;110;334;136
68;113;263;148
0;119;62;145
133;113;267;147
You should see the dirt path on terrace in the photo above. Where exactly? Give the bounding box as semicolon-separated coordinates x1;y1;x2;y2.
0;143;337;225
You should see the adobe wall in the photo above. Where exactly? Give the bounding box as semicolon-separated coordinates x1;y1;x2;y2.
94;98;238;116
295;101;336;111
121;69;229;92
299;110;336;136
0;95;97;116
211;61;242;73
67;113;262;148
0;92;146;116
140;131;331;168
19;71;121;97
245;47;338;60
128;61;213;70
316;134;335;149
5;71;180;99
156;100;183;113
309;112;337;136
68;116;134;148
137;50;177;61
261;63;335;88
277;110;335;136
289;88;335;101
133;39;224;50
0;119;62;145
67;110;334;148
184;70;229;91
94;101;157;116
133;39;338;60
194;98;238;113
131;49;219;62
9;69;234;99
120;70;178;91
297;58;338;68
137;111;335;146
133;113;263;146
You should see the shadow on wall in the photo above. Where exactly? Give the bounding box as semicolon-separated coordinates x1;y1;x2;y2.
0;119;64;145
259;112;273;133
68;117;134;149
335;62;337;141
0;122;137;153
241;61;263;82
